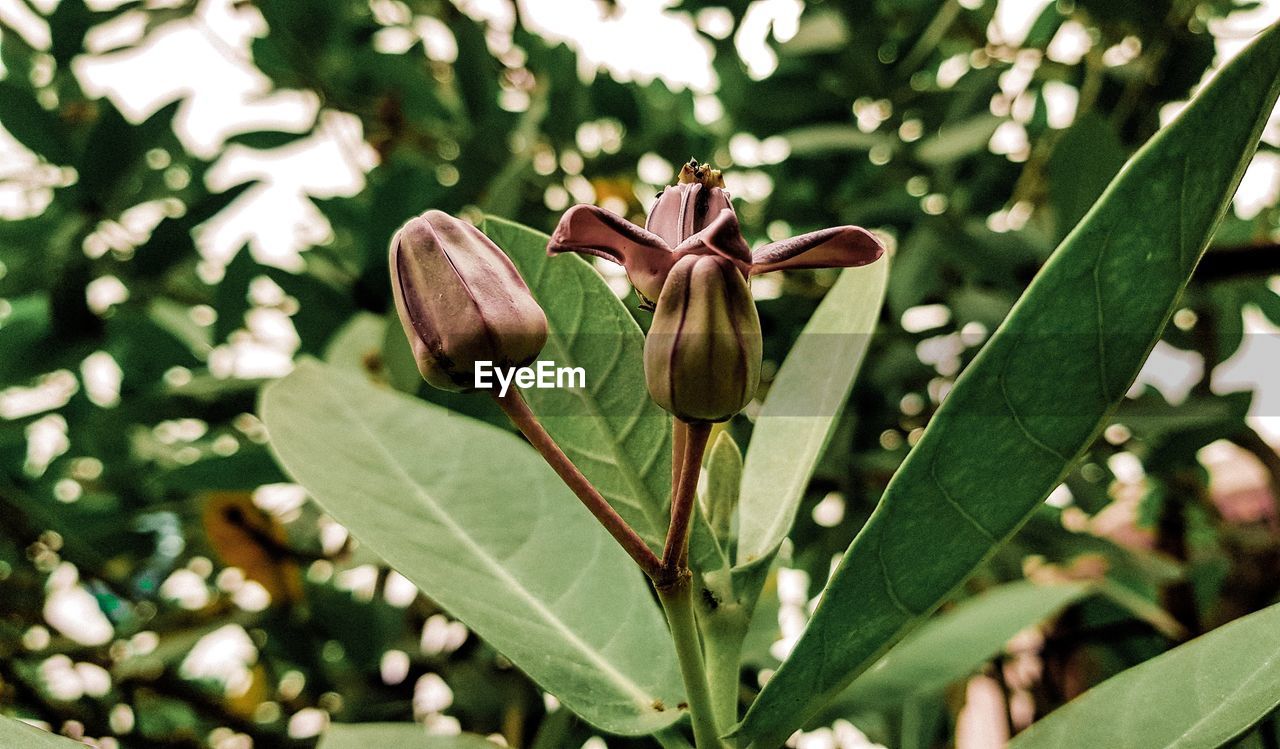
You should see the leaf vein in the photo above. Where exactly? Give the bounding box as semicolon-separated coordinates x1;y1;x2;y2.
318;374;657;708
930;455;998;543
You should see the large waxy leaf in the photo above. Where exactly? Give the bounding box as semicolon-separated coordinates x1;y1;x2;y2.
737;260;889;567
738;23;1280;747
0;717;86;748
261;360;681;735
1009;601;1280;749
318;724;500;749
482;216;672;551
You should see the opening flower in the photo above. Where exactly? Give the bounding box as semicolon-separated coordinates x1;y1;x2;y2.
547;159;886;308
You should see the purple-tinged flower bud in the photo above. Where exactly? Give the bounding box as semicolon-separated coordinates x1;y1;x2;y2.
389;210;548;392
644;254;762;423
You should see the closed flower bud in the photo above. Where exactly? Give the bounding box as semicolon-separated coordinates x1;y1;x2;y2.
389;210;548;391
644;254;762;423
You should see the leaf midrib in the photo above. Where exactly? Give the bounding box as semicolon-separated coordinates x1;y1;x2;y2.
1166;645;1280;748
307;371;659;708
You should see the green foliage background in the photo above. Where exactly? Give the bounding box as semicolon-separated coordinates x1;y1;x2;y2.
2;0;1280;747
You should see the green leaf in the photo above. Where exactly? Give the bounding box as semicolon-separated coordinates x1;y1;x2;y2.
781;124;896;157
913;114;1005;165
0;716;88;748
74;100;180;212
260;360;681;734
318;724;499;749
482;216;672;550
689;431;742;580
1009;601;1280;749
838;581;1089;708
323;311;386;372
702;431;743;549
1048;112;1127;241
737;260;889;567
738;22;1280;747
0;81;72;163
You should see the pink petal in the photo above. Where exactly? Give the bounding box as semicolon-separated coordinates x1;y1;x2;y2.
750;226;885;275
547;204;674;302
673;208;753;278
646;183;735;246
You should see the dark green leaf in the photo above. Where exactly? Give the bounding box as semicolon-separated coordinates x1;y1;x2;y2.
738;22;1280;747
0;81;72;163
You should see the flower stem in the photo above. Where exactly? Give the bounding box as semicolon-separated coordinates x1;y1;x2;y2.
671;419;688;493
662;420;711;579
658;575;725;749
492;388;663;580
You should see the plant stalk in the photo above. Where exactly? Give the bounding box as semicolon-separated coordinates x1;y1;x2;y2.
493;388;663;580
659;575;725;749
662;420;712;578
699;600;747;732
671;419;688;498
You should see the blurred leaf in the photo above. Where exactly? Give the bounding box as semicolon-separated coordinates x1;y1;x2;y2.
839;581;1090;707
738;22;1280;747
201;491;303;606
131;182;255;280
0;81;72;163
782;124;896;157
0;716;90;748
318;724;500;749
1048;112;1126;241
260;360;682;734
323;311;386;373
483;216;673;551
913;114;1004;165
1010;600;1280;749
74;100;180;212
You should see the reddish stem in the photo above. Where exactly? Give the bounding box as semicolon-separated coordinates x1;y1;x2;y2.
493;388;663;580
671;419;688;510
661;420;712;582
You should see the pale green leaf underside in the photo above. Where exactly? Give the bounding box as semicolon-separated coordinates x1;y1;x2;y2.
0;716;88;748
739;22;1280;747
318;724;500;749
483;216;672;551
261;360;680;735
1009;601;1280;749
737;260;889;566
